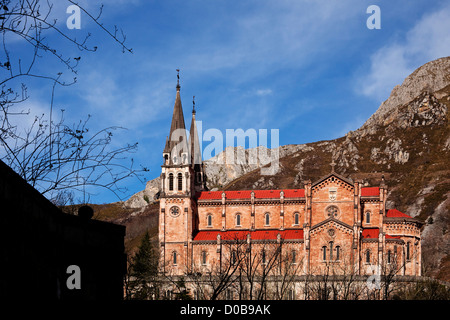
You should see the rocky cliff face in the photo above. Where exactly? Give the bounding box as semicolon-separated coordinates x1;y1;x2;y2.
358;56;450;137
125;177;160;209
124;56;450;281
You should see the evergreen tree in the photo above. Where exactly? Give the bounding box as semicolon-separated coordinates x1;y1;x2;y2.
129;231;160;299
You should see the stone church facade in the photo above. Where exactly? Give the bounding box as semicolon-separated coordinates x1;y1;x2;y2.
158;79;422;298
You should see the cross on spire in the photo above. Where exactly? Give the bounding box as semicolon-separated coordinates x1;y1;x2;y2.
176;68;180;90
192;95;196;114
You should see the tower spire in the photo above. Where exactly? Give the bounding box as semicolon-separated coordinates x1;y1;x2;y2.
164;69;188;163
189;96;201;167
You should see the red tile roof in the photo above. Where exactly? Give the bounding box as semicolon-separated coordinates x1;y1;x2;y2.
283;189;305;198
198;187;380;199
197;189;305;200
362;228;403;240
226;190;252;199
221;230;248;240
386;209;412;218
281;229;304;240
362;228;379;239
193;230;221;241
193;229;303;241
361;187;380;197
196;191;222;200
385;234;402;240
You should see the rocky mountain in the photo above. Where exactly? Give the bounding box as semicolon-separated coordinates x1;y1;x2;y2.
120;56;449;281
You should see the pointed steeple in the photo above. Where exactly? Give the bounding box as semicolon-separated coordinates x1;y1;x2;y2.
164;136;170;153
168;85;186;139
165;69;188;164
189;96;202;167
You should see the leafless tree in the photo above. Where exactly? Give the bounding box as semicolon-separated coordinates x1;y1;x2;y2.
269;245;303;300
233;237;298;300
378;242;424;300
187;235;305;300
189;235;249;300
303;239;366;300
0;1;145;202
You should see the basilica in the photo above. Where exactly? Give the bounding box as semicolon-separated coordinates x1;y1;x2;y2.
157;78;422;298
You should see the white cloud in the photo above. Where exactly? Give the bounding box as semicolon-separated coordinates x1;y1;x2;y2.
357;3;450;102
255;89;273;96
77;70;171;130
179;1;361;80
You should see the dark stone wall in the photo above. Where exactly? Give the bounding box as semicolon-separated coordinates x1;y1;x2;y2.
0;160;126;300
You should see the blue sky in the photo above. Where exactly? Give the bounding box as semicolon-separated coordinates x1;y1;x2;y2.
6;0;450;203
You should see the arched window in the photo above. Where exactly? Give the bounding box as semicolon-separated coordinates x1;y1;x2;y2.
366;250;371;263
265;213;270;226
288;288;294;300
231;250;237;265
336;246;341;261
177;173;183;191
387;250;391;264
322;246;327;261
173;251;177;265
406;242;411;260
292;250;297;264
168;173;174;191
201;251;207;265
294;212;299;225
262;249;266;264
366;211;371;224
207;214;212;227
236;214;241;226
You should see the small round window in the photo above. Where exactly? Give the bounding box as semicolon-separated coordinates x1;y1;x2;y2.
170;206;180;217
326;205;339;219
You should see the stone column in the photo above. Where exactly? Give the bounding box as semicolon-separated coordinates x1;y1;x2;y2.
251;191;255;230
222;192;226;231
304;180;312;274
280;191;284;230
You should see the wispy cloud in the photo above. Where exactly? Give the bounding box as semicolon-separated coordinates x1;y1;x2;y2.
255;89;273;96
356;2;450;102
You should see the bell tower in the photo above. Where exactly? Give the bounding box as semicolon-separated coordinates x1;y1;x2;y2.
159;70;205;275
